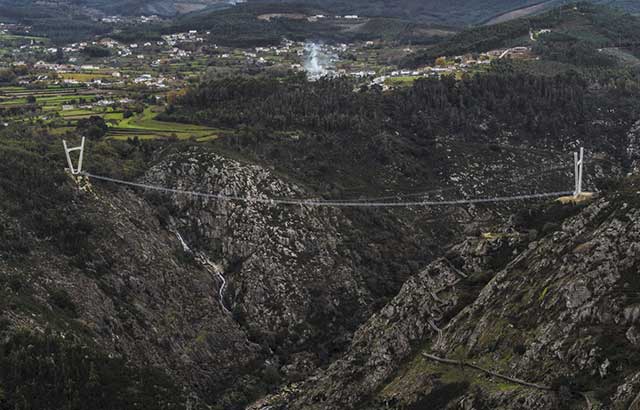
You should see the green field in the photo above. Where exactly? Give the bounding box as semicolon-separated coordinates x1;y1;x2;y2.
384;76;421;86
59;73;114;82
0;33;48;42
108;107;223;141
1;83;222;142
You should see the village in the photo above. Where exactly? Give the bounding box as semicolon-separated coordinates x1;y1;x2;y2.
0;18;537;138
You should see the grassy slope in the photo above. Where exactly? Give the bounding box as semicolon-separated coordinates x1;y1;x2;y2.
108;107;223;141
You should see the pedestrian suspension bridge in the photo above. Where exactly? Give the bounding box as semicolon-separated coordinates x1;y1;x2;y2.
63;138;588;208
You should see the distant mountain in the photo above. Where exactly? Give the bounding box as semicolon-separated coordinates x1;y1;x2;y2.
248;0;640;25
80;0;237;16
403;2;640;67
77;0;640;21
0;0;236;42
248;0;555;25
0;0;236;18
1;0;638;28
2;0;639;45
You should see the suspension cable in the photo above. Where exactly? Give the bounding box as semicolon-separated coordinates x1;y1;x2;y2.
80;171;574;208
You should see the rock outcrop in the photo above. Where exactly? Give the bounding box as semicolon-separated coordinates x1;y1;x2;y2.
1;138;632;409
143;148;376;360
255;179;640;410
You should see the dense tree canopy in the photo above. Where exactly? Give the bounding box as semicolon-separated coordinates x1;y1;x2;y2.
0;331;186;410
160;68;640;198
163;71;594;143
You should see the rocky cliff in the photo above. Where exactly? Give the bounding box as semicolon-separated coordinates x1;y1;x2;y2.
143;148;377;368
0;128;633;409
1;143;386;406
253;177;640;409
2;143;456;407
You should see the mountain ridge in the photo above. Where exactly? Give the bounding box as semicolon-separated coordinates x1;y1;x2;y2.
1;0;638;24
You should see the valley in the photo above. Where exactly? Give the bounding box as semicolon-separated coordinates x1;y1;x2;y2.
2;1;640;410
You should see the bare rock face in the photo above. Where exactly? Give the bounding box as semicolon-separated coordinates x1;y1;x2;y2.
627;120;640;173
256;184;640;410
143;148;374;356
250;234;512;409
2;135;633;409
281;260;461;409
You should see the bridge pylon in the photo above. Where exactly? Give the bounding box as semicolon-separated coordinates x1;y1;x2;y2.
574;147;584;197
63;137;85;175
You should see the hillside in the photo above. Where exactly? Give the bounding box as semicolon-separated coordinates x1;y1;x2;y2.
2;0;548;25
2;56;640;407
0;0;112;42
4;2;640;409
249;0;640;25
254;174;640;410
248;0;563;25
81;0;235;16
159;3;451;47
403;2;640;68
4;0;638;46
0;0;233;42
0;0;235;17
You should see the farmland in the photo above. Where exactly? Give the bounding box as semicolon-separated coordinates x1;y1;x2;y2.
109;107;222;141
0;4;558;147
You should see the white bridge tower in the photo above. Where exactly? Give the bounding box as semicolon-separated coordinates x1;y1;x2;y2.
574;147;584;197
63;137;85;175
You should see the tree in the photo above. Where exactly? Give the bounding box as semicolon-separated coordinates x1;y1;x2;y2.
55;47;65;63
81;46;111;58
77;116;108;139
0;69;16;84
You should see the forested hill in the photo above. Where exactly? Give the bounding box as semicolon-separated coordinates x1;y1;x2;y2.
161;2;450;48
403;2;640;68
3;0;639;45
4;0;551;25
249;0;640;25
248;0;552;25
80;0;234;16
0;0;233;17
159;69;638;197
0;1;112;42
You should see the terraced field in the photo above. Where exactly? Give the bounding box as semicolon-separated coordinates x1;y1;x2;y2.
0;86;96;107
0;85;222;141
107;107;222;141
0;33;48;46
58;72;115;82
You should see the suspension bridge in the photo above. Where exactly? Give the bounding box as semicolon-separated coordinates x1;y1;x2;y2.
63;138;587;208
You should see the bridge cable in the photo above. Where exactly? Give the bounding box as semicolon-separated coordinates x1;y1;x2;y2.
80;171;574;208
